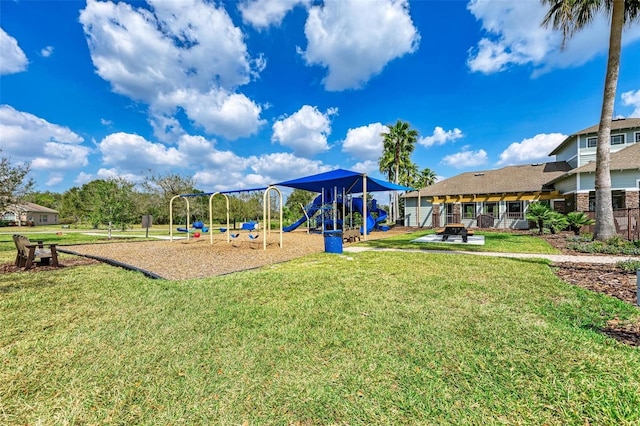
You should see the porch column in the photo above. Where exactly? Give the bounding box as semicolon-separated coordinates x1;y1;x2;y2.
624;190;639;209
576;192;590;212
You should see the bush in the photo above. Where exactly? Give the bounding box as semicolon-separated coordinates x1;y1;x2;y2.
617;259;640;274
567;239;640;256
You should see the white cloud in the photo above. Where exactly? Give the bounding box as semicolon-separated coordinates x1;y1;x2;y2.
419;126;464;147
96;132;262;190
162;89;266;140
192;152;331;191
0;105;89;170
621;89;640;118
301;0;420;91
272;105;336;157
239;0;309;29
74;172;94;185
0;28;28;75
350;160;379;175
497;133;566;166
466;0;640;75
79;0;265;140
98;132;186;169
342;122;387;161
40;46;54;57
440;146;488;169
46;173;64;187
252;152;332;182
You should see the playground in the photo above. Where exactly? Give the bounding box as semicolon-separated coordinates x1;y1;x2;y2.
61;227;410;280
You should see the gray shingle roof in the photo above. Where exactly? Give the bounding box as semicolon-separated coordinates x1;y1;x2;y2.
550;117;640;155
403;161;573;198
7;202;59;214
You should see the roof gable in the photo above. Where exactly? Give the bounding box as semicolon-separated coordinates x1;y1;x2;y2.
552;142;640;178
550;117;640;155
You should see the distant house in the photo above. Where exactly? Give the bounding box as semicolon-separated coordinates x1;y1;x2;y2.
402;118;640;230
1;202;60;226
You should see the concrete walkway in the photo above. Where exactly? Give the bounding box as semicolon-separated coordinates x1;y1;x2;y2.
343;246;638;264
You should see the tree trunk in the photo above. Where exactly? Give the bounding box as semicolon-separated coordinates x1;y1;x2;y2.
593;0;623;241
394;162;400;222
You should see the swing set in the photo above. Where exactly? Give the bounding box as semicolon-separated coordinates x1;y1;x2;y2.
169;186;283;250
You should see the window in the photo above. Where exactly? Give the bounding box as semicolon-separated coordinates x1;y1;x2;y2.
41;214;48;223
462;203;475;219
635;132;640;143
506;201;523;219
483;202;498;217
611;134;625;145
587;134;626;146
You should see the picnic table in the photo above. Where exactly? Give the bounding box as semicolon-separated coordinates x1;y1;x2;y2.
436;223;474;242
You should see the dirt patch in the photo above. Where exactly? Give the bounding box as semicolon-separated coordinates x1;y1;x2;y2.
1;257;100;275
541;232;640;347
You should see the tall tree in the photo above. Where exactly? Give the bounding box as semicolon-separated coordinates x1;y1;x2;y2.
542;0;639;240
80;178;137;231
0;150;34;212
141;171;197;224
379;120;418;221
61;187;86;225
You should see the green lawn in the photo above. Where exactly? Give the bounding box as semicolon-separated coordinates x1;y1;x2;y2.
362;229;560;253
1;232;639;424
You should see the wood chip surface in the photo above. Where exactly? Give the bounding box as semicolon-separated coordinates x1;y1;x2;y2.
61;229;404;280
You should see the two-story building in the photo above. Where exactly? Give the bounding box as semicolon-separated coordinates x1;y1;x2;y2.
402;118;640;230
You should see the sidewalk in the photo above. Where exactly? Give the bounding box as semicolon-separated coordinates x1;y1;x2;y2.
343;246;637;264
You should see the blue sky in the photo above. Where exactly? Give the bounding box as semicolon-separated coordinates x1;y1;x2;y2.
1;0;639;194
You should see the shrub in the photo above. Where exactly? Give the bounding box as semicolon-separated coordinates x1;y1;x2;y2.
565;211;595;235
567;239;640;256
547;211;568;234
617;259;640;274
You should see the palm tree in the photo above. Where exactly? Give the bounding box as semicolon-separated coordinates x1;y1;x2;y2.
566;211;595;235
417;167;437;188
541;0;639;240
526;202;553;235
379;120;418;221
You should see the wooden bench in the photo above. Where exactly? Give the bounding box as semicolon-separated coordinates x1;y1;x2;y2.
13;234;59;270
435;224;474;242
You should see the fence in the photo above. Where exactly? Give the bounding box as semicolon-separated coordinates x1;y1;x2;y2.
584;208;639;240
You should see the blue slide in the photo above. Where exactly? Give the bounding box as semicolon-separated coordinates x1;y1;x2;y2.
351;198;389;234
283;195;323;232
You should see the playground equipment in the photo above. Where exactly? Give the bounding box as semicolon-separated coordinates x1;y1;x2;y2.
229;222;259;244
170;187;283;250
176;220;209;235
283;190;389;235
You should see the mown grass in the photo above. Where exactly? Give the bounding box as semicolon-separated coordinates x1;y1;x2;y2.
1;242;639;424
363;230;560;254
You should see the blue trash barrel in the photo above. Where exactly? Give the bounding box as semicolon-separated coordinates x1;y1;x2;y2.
324;231;343;254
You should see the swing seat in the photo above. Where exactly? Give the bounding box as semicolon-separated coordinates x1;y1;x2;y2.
248;233;259;240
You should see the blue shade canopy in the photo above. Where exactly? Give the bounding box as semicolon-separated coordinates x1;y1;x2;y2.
275;169;412;193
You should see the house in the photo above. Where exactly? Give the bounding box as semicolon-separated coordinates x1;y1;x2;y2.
402;118;640;230
1;202;60;226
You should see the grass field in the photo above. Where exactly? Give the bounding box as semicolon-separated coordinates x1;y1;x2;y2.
1;230;639;424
